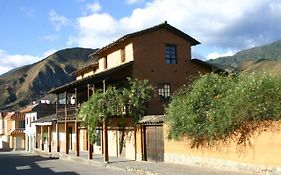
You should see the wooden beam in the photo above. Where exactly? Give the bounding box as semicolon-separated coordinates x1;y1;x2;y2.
65;92;69;154
35;126;38;149
87;130;93;159
102;80;109;162
48;125;52;153
41;126;44;150
103;119;109;162
87;84;93;159
56;122;60;152
75;88;80;157
75;121;80;156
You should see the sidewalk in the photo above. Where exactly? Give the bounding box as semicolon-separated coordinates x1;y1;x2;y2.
33;149;254;175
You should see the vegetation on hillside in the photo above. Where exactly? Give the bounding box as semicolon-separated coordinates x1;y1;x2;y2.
165;73;281;148
78;79;154;143
208;39;281;68
0;47;96;111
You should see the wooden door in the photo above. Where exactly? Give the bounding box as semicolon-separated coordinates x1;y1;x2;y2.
145;125;164;162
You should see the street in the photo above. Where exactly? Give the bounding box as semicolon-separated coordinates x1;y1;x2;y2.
0;150;135;175
0;150;254;175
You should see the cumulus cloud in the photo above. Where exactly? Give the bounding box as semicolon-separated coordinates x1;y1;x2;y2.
49;9;69;31
207;50;236;60
0;49;41;75
68;0;281;59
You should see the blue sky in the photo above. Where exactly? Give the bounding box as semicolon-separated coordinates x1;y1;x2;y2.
0;0;281;75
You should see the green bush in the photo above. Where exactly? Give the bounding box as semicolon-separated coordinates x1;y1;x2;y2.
165;73;281;147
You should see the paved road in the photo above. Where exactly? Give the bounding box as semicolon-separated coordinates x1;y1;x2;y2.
0;150;254;175
0;150;135;175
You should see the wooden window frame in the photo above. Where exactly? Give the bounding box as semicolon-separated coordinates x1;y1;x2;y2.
158;83;171;101
165;44;177;64
121;48;126;63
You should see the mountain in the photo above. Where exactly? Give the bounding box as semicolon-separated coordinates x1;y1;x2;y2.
0;47;97;111
208;39;281;70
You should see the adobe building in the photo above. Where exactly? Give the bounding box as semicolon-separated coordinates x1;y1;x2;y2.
37;22;212;162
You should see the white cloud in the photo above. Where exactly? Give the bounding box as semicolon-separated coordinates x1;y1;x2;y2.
69;13;118;48
68;0;281;59
206;50;236;60
0;49;41;75
86;2;102;13
40;35;59;42
49;9;69;31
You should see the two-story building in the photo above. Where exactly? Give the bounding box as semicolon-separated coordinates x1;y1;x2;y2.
43;22;212;162
21;101;56;152
1;112;26;150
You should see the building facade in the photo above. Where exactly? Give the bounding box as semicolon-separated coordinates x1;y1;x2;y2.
35;22;212;162
21;102;56;152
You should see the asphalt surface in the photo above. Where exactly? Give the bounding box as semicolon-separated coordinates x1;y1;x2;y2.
0;150;255;175
0;150;135;175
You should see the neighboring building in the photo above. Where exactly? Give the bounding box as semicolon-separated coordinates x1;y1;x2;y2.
21;102;56;152
38;22;212;162
1;112;26;150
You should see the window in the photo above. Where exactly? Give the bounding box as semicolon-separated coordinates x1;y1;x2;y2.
104;56;108;69
158;83;171;101
165;44;177;64
121;48;126;63
18;121;25;129
96;130;101;146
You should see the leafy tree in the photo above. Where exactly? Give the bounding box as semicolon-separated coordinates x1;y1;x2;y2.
78;78;153;143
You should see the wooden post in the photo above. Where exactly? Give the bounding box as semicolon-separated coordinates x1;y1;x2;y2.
74;88;80;156
103;119;109;162
41;126;44;150
35;125;38;149
87;130;93;159
102;80;109;162
87;84;93;159
48;125;52;153
65;92;69;154
56;122;60;152
75;121;79;156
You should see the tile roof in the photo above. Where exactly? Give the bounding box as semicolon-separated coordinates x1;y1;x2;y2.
49;60;133;94
90;22;200;57
20;104;38;113
10;129;25;136
32;114;57;124
138;115;164;124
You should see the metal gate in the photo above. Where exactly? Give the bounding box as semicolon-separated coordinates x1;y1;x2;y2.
145;125;164;162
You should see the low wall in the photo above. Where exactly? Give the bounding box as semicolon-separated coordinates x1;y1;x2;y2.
163;124;281;174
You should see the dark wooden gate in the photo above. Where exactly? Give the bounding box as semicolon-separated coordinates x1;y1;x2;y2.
144;125;164;162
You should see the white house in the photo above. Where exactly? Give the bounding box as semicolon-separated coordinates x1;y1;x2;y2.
21;102;56;152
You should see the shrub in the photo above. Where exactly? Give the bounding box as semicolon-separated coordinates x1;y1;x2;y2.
165;73;281;147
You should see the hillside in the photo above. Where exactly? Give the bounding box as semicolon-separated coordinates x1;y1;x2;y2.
0;47;97;111
208;39;281;69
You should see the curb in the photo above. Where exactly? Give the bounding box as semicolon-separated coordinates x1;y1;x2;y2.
32;149;159;175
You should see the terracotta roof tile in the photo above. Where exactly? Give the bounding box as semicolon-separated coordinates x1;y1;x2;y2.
10;129;25;136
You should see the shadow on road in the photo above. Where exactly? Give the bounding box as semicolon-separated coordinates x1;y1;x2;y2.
0;150;79;175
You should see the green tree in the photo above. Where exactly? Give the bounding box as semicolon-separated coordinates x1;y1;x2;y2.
78;78;153;143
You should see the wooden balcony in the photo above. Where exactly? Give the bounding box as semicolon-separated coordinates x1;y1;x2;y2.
57;106;78;122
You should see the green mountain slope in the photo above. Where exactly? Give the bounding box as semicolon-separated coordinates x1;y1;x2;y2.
208;39;281;68
0;47;97;111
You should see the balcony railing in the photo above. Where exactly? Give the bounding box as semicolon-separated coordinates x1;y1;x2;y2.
57;106;78;121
